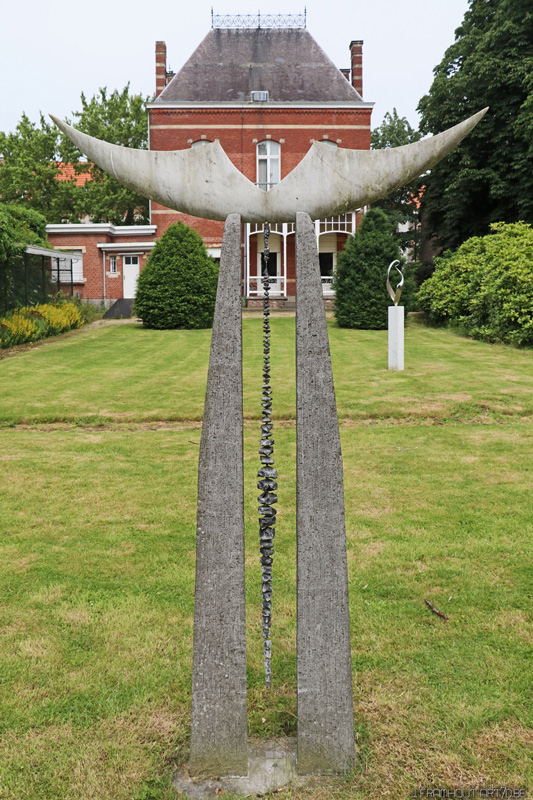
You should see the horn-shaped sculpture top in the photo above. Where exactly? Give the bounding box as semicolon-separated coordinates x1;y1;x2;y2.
50;109;488;224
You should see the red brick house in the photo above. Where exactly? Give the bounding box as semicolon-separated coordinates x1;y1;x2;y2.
46;223;156;302
47;16;373;307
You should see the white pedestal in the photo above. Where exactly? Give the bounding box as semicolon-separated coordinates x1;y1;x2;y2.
388;306;404;371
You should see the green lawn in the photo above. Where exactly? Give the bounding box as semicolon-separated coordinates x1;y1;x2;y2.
0;319;531;800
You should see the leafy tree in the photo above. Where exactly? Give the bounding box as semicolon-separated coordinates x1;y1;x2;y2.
334;207;409;329
134;222;218;329
0;84;150;225
418;222;533;346
371;109;422;256
0;114;79;222
417;0;533;252
65;85;150;224
0;203;50;312
0;203;48;254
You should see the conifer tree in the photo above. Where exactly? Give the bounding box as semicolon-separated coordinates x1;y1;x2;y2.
334;208;404;330
134;222;218;329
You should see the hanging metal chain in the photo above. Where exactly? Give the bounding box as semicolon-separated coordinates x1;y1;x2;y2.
258;222;277;687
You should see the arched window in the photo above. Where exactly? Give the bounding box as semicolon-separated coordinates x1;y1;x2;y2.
191;139;213;148
318;139;338;147
257;140;280;191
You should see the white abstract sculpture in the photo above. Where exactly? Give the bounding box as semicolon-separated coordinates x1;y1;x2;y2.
387;260;405;371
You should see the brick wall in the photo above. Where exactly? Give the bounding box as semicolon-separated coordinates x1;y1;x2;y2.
46;230;156;302
149;105;372;241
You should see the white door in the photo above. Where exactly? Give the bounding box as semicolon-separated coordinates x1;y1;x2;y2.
123;256;140;298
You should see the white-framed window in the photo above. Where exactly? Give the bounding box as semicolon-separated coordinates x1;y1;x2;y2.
109;255;117;273
123;255;139;268
191;139;213;148
257;140;280;191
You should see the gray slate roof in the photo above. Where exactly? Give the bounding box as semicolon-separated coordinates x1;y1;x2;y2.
156;28;363;104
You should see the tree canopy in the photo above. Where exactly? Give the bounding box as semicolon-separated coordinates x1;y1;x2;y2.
0;85;149;225
64;85;150;225
371;109;422;255
417;0;533;252
0;114;78;223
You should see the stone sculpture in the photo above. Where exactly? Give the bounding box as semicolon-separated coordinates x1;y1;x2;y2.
50;111;487;223
52;107;487;779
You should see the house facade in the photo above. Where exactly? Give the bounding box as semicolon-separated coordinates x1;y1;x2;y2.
46;223;156;302
47;15;373;307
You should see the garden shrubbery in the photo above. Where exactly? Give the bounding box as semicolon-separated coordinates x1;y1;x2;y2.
334;208;415;329
134;222;218;329
418;222;533;346
0;301;83;348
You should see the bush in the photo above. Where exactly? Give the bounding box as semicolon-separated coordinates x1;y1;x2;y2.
73;299;103;325
0;301;83;348
0;312;42;347
418;222;533;346
134;223;218;329
334;208;410;329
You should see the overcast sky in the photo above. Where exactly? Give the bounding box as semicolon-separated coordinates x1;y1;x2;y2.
0;0;471;137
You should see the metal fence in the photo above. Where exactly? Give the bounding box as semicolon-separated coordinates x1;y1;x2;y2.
0;249;75;315
212;10;306;28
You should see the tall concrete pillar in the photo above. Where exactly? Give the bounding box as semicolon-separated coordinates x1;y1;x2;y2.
190;214;248;777
295;212;355;774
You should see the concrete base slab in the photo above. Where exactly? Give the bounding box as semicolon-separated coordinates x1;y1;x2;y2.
174;739;304;798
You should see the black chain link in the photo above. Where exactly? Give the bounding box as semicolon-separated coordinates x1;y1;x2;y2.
257;223;277;686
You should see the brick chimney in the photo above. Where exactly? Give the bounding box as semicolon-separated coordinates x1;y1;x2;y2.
155;41;167;98
350;40;363;98
340;68;351;82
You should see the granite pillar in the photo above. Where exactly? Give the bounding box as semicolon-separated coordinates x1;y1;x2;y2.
190;214;248;777
295;212;355;774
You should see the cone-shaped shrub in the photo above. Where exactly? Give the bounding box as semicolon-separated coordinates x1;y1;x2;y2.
134;222;218;329
334;208;404;329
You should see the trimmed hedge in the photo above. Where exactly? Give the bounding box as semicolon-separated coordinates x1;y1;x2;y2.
134;222;218;329
418;222;533;346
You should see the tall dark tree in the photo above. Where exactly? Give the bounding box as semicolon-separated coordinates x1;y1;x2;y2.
418;0;533;252
371;109;422;255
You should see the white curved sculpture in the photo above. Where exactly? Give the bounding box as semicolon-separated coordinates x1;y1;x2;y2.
50;109;488;224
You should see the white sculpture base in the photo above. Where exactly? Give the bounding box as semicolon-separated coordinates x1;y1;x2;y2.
388;306;404;371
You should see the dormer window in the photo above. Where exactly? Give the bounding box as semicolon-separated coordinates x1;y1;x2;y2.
257;140;280;191
251;90;269;102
